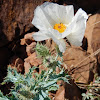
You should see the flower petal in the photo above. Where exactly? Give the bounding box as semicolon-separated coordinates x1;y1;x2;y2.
32;3;55;30
65;5;74;24
48;28;62;39
47;30;66;53
66;8;88;46
42;2;74;24
32;2;74;31
58;39;66;53
32;31;50;41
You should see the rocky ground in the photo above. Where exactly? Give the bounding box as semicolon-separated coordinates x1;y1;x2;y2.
0;0;100;99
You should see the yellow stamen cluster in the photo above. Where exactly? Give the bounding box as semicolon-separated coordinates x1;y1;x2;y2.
54;23;66;33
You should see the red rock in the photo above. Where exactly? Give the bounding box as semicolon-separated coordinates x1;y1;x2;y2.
55;85;65;100
91;13;100;74
63;47;97;84
9;56;24;73
24;61;39;78
84;14;97;54
24;32;35;45
39;65;48;74
0;0;45;47
84;12;100;74
26;42;36;56
64;80;82;100
24;52;42;66
24;62;31;74
20;38;26;45
20;32;35;46
24;32;34;41
45;39;58;54
55;80;82;100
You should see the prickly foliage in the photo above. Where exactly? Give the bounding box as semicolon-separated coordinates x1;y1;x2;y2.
1;66;70;100
35;42;50;58
35;43;63;70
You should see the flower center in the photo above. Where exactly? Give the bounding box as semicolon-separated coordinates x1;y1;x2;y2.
54;23;66;33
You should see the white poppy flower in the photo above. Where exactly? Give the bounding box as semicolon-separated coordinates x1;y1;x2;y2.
32;2;88;53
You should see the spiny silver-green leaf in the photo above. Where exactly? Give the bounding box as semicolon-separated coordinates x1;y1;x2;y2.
35;42;50;58
2;66;70;100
